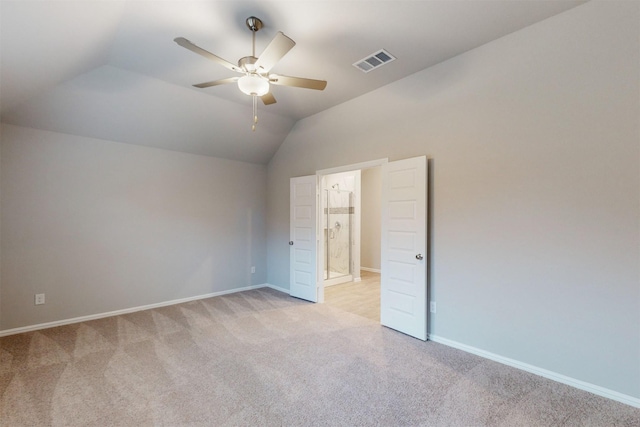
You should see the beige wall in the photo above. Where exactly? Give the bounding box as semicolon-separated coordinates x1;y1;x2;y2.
0;125;2;325
1;124;267;330
360;167;381;271
267;2;640;399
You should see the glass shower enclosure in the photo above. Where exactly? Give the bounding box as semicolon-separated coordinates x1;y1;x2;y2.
324;188;353;282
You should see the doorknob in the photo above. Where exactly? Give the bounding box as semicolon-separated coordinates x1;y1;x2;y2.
289;241;294;245
415;254;423;260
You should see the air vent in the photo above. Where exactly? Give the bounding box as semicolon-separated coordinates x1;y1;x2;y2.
353;49;396;73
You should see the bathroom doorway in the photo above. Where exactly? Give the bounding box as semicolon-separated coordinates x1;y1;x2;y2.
322;171;360;287
320;166;382;321
291;156;427;340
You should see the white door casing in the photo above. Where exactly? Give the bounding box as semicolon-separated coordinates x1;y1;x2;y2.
290;175;318;302
381;156;427;340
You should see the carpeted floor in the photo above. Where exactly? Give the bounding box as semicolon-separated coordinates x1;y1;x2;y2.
1;287;638;426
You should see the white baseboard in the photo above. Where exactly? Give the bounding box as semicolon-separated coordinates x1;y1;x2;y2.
361;267;381;273
263;283;289;294
0;284;269;337
428;334;640;409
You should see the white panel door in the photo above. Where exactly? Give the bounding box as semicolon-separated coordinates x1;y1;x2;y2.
381;156;427;340
290;175;318;302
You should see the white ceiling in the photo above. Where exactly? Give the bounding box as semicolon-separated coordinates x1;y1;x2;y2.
1;1;586;164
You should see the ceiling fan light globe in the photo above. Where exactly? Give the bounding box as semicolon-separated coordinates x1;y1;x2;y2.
238;75;270;96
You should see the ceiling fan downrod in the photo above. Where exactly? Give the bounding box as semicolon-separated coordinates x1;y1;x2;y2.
247;16;263;131
246;16;263;58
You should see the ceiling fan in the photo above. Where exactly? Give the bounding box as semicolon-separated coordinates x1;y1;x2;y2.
175;16;327;131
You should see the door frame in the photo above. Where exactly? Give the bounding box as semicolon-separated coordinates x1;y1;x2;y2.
316;158;388;303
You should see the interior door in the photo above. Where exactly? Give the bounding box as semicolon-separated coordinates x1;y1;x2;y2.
290;175;318;302
381;156;427;340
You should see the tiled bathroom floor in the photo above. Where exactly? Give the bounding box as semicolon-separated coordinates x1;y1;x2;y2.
324;270;380;322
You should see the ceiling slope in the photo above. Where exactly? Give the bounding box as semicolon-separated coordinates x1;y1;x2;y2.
0;1;586;164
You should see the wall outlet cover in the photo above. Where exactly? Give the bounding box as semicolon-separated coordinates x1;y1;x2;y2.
35;293;45;305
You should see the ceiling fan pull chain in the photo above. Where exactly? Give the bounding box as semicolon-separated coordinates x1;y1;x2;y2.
252;95;258;131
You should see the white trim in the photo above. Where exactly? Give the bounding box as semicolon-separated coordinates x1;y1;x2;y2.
0;284;268;337
263;283;289;294
324;274;353;287
353;169;362;282
428;334;640;409
316;158;388;176
361;267;381;273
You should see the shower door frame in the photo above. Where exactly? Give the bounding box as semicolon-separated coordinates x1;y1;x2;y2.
324;187;354;285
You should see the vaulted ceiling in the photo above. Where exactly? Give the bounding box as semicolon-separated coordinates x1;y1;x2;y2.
1;1;585;164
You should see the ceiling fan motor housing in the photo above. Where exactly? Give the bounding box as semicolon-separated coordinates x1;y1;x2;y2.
246;17;263;32
239;56;259;72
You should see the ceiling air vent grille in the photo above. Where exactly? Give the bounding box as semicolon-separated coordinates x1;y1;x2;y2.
353;49;396;73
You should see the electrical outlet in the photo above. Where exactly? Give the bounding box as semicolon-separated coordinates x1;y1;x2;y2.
35;293;45;305
430;301;436;313
251;266;256;274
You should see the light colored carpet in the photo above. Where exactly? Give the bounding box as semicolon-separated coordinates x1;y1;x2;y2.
1;287;638;426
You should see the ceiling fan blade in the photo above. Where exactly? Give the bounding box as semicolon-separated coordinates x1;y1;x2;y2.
254;32;296;73
174;37;241;73
193;77;239;89
269;74;327;91
261;92;277;105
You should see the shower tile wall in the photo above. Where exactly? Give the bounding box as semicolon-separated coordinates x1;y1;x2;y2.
326;190;352;276
324;171;357;281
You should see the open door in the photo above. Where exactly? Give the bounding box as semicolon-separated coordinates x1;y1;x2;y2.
290;175;318;302
381;156;427;340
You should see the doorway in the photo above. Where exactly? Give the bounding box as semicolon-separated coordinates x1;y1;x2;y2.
290;156;428;340
322;167;381;321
